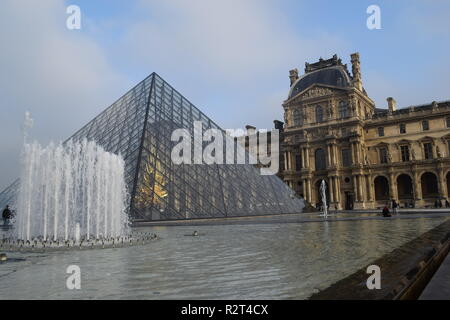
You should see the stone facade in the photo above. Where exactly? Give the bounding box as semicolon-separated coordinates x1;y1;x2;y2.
279;53;450;210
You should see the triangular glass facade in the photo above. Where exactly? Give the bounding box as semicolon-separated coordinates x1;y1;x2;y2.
0;73;304;220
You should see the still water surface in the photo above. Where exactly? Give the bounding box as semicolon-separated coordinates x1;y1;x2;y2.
0;216;447;299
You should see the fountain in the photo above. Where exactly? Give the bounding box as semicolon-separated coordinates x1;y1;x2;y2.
14;138;130;242
319;179;328;218
3;112;134;248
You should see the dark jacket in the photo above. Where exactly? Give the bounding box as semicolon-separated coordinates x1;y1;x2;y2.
2;208;11;219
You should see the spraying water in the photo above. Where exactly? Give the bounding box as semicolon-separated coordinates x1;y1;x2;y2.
13;113;130;242
320;179;328;218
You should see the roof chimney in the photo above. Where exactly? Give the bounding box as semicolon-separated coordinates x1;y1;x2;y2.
350;53;362;91
245;125;256;135
273;120;284;131
289;69;299;86
387;97;397;112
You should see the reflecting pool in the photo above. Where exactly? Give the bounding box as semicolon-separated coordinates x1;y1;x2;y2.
0;215;448;299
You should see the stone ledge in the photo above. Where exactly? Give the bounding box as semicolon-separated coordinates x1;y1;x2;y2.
309;218;450;300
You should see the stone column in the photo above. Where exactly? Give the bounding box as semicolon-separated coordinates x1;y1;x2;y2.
358;175;365;201
327;144;332;168
307;179;312;204
301;148;305;168
351;143;356;164
328;177;335;203
306;147;310;168
366;175;373;202
413;171;423;207
438;168;447;201
333;176;341;207
353;175;359;201
389;173;397;200
334;177;341;206
302;179;307;199
333;144;338;167
355;142;361;164
283;152;288;171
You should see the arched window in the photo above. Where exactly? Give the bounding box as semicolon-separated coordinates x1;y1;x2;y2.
315;148;326;170
421;172;439;198
397;174;413;199
339;101;348;118
293;109;303;126
316;105;324;123
374;176;390;200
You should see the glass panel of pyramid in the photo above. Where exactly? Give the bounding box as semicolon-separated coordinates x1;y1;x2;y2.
0;73;304;221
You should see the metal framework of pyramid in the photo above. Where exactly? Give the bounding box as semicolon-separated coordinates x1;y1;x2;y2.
0;73;304;221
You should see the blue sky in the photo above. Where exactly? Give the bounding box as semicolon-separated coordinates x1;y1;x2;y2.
0;0;449;189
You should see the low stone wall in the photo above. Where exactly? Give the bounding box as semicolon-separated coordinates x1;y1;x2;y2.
0;232;159;253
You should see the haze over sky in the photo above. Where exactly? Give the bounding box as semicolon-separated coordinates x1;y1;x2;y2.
0;0;449;190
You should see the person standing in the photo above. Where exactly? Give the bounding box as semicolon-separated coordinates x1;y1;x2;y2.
2;205;12;226
392;199;399;215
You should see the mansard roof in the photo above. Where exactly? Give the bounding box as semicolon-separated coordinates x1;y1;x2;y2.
288;55;353;99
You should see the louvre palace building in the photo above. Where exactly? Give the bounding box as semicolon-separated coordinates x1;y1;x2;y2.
278;53;450;210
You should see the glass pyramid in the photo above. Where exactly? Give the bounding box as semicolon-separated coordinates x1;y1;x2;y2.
0;73;304;221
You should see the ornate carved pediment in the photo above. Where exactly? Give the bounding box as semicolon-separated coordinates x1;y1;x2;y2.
300;86;334;99
373;142;390;148
288;83;348;103
418;136;436;144
395;139;413;148
441;133;450;142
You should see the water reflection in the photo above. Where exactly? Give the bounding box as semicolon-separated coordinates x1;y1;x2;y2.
0;217;447;299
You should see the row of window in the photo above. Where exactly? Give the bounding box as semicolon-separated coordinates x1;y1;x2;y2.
378;143;434;164
377;118;450;137
288;142;441;171
291;101;350;126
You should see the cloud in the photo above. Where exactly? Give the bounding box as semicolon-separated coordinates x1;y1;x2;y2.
0;0;129;190
364;0;450;109
117;0;347;130
0;0;347;190
124;0;346;83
